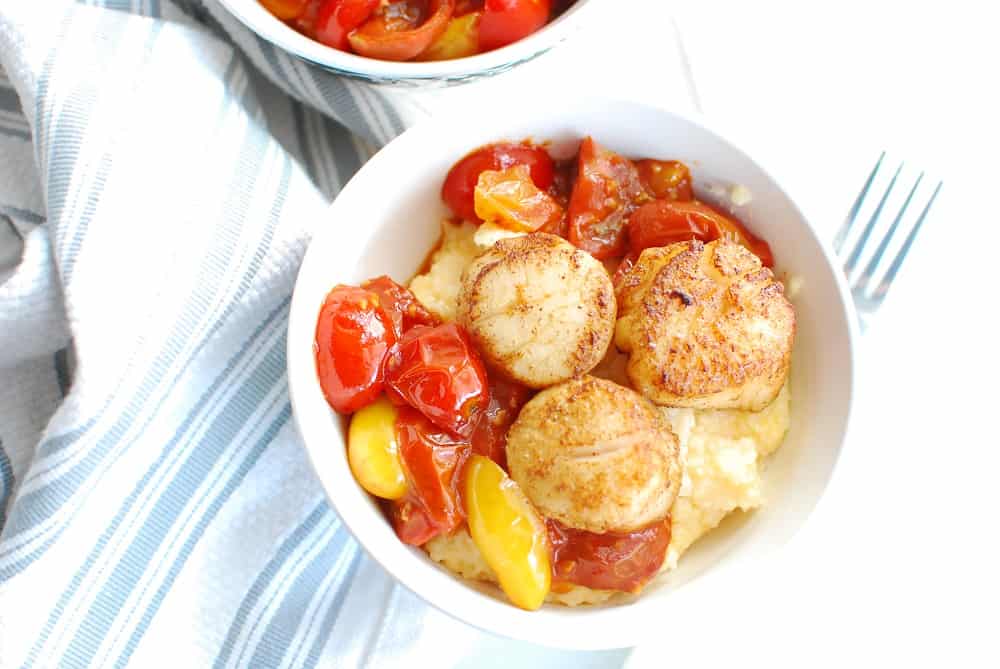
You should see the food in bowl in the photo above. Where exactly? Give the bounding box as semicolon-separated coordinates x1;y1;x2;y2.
260;0;576;62
313;135;796;610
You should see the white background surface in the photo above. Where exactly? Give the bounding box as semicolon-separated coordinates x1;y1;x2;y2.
418;1;999;666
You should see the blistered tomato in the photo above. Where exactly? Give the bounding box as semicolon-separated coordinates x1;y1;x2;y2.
385;323;489;438
348;0;455;61
547;517;672;593
635;159;694;201
315;285;396;414
474;165;563;232
361;275;439;339
627;199;774;267
567;137;650;259
464;455;551;610
442;143;555;222
313;0;379;49
348;396;407;499
479;0;551;52
390;406;469;544
469;376;531;469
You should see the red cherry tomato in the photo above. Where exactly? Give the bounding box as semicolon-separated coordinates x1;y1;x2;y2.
348;0;455;61
261;0;312;20
385;323;490;438
479;0;551;52
314;285;396;414
313;0;379;50
547;518;672;593
567;137;650;260
469;377;531;470
635;159;694;201
627;199;774;267
442;142;555;222
361;275;439;339
389;406;469;545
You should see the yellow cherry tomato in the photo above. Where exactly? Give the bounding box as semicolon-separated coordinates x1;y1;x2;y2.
464;455;551;610
474;165;563;232
347;396;407;500
417;12;481;61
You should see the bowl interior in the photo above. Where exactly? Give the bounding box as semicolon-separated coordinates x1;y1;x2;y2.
218;0;602;81
287;98;856;649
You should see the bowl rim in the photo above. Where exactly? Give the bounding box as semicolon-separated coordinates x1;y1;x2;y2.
217;0;605;81
287;95;861;648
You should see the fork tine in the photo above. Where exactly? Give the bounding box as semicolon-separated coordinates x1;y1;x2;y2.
833;152;885;254
852;172;924;294
843;161;903;275
870;180;943;303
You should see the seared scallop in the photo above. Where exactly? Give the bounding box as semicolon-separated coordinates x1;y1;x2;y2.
615;239;794;411
457;233;615;388
506;376;681;534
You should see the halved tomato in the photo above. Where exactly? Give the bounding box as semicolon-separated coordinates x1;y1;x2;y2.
635;159;694;201
348;0;455;61
442;142;555;222
361;275;439;339
566;137;650;259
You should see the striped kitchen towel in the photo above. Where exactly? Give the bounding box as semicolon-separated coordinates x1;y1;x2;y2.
0;1;625;667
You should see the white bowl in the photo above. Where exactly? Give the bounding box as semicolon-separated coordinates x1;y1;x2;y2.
217;0;605;85
287;97;859;649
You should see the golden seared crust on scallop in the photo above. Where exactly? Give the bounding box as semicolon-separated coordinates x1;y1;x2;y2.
615;239;795;411
506;376;681;534
457;233;615;389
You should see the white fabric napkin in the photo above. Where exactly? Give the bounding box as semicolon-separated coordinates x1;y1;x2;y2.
0;1;694;666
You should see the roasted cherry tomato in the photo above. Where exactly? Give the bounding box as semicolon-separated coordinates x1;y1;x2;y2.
567;137;650;259
348;396;407;499
361;275;439;339
469;377;531;469
385;323;490;438
635;159;694;201
474;165;563;232
261;0;312;19
390;406;470;545
315;285;396;414
479;0;551;52
313;0;379;49
442;143;555;222
417;10;480;60
464;455;551;610
627;199;774;267
348;0;455;61
547;517;672;593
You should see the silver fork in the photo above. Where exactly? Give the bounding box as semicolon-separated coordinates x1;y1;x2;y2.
832;153;942;331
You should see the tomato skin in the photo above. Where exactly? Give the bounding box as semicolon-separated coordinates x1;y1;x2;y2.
479;0;551;52
442;143;555;222
312;0;379;49
567;137;650;260
385;323;490;438
635;159;694;201
361;275;439;339
469;377;531;470
547;517;672;593
390;406;469;545
628;199;774;267
348;0;455;61
315;285;396;414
